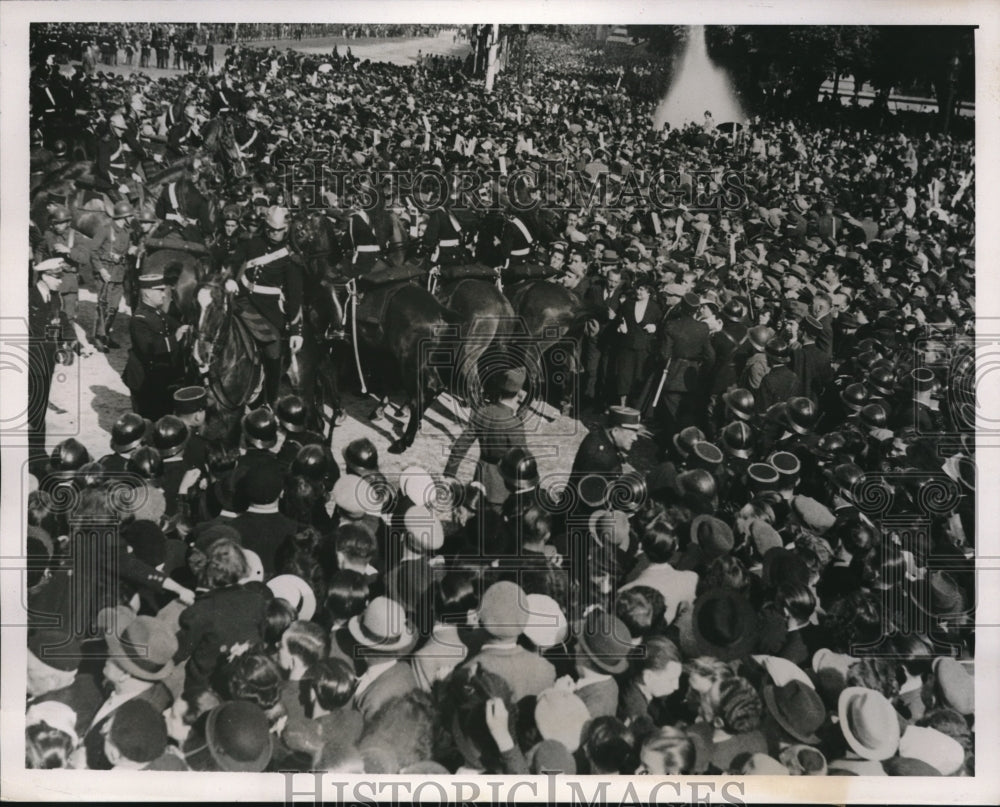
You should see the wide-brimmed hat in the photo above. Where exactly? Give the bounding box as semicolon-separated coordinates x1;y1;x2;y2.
838;686;901;761
266;574;317;621
680;589;758;661
104;613;177;682
763;680;826;744
205;701;274;772
347;596;417;653
575;609;633;674
897;725;965;776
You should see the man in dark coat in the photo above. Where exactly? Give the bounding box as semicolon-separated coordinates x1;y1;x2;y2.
651;292;715;436
121;274;188;420
581;258;627;408
571;406;647;514
757;338;802;412
791;316;832;404
612;280;662;407
28;259;72;471
444;368;528;509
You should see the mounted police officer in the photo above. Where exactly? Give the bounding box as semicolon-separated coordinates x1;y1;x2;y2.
223;205;304;408
95;112;144;201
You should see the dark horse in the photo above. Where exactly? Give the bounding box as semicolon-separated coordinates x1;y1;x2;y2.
430;265;518;408
505;272;590;416
352;268;464;454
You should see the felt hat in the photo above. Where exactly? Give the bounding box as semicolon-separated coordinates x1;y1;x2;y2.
348;596;418;653
266;574;317;621
932;658;973;715
104;615;178;682
897;725;965;776
534;688;591;753
205;701;274;772
575;609;633;674
763;680;826;744
110;699;168;763
838;687;901;761
680;589;758;661
690;514;734;558
478;581;528;640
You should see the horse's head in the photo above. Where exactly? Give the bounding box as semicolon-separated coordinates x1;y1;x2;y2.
203;117;246;179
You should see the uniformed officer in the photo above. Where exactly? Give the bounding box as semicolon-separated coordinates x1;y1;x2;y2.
121;273;189;419
422;199;468;267
570;405;649;516
165;104;203;162
94;112;147;200
174;385;211;477
651;292;715;437
99;412;150;475
212;206;244;269
233;106;268;164
344;193;383;276
34;205;91;339
275;394;326;469
444;367;529;510
90;200;137;352
498;207;534;269
28;258;72;470
223;206;304;407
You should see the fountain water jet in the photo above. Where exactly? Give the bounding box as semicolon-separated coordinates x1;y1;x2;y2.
652;25;745;131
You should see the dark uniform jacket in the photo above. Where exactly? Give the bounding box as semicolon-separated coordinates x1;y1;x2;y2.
756;365;802;412
166;120;202;160
710;322;747;395
422;206;467;266
95;129;147;191
344;209;382;274
90;220;132;283
791;342;833;404
228;237;305;339
571;427;624;510
660;313;715;393
122;302;182;418
444;401;528;505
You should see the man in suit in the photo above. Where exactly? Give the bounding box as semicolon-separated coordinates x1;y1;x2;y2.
581;259;627;409
346;597;419;721
444;367;528;510
612;280;662;408
652;292;715;437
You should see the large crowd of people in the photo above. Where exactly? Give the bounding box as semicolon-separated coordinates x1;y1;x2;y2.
24;23;975;776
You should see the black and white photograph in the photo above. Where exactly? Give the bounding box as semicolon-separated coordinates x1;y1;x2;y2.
2;1;998;803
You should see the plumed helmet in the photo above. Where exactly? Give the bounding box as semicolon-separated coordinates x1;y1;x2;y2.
722;388;756;421
112;200;134;219
265;206;289;230
498;446;539;490
765;337;791;365
721;298;747;323
860;402;889;430
49;204;72;223
110;412;149;453
676;468;717;502
242;407;277;449
840;382;869;413
343;437;378;473
275;394;307;433
673;425;706;459
152;415;188;458
721;420;756;460
868;366;897;398
49;438;91;472
785;397;818;435
127;446;163;480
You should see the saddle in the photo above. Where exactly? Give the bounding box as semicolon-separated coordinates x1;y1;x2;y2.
356;262;426;290
436;263;498;282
